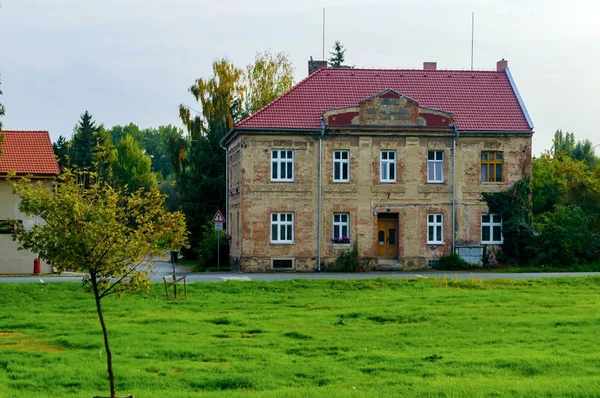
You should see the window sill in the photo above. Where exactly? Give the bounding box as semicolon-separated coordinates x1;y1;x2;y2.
481;242;503;245
270;180;295;183
427;242;444;245
332;243;352;249
332;181;350;184
379;181;397;184
427;181;445;184
270;242;295;245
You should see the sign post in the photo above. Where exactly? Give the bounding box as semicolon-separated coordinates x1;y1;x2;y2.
212;210;226;270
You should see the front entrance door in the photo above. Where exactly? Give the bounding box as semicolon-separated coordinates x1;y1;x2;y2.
377;217;398;257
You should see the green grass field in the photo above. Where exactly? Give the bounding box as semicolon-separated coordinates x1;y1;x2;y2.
1;277;600;397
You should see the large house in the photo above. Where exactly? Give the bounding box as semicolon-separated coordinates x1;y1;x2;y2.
221;59;533;272
0;130;60;274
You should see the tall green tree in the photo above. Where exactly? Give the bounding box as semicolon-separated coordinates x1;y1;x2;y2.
110;134;158;193
108;123;144;147
141;125;181;179
552;129;598;168
176;59;245;256
52;135;70;170
244;50;294;116
8;169;188;398
71;111;100;170
328;40;348;67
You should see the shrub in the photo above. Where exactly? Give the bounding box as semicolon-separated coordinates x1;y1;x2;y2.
331;242;372;272
433;253;476;270
532;205;600;266
192;222;229;271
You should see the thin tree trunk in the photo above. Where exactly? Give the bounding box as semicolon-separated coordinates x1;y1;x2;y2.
91;272;116;398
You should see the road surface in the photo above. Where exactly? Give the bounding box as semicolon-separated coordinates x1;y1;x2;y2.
1;258;599;283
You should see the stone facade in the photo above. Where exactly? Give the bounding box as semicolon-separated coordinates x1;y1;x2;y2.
226;90;532;272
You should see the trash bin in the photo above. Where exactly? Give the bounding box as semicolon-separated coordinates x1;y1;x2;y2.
170;251;179;264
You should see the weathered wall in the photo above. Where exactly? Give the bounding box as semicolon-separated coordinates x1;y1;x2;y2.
0;181;53;274
228;93;532;271
229;130;531;272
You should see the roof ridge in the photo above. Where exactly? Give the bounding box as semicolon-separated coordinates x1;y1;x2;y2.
236;68;327;128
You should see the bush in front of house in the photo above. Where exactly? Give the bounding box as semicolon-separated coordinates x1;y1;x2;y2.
329;242;373;272
432;253;478;270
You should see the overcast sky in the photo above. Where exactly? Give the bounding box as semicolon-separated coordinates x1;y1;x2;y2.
1;0;599;155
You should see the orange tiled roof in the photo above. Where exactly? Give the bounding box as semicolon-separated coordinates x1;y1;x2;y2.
0;130;60;176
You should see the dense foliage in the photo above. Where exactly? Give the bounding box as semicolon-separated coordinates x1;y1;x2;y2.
484;130;600;266
175;52;294;258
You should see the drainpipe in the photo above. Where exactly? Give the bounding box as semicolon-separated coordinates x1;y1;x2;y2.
317;116;325;271
221;142;229;236
452;123;459;254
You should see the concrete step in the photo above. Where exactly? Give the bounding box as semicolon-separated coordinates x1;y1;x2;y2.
374;260;402;271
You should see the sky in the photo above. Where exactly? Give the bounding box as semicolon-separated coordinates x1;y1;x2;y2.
1;0;599;155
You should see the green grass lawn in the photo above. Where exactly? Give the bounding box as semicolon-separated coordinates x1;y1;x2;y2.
1;277;600;397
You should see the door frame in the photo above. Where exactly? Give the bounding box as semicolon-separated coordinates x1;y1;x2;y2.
376;213;399;258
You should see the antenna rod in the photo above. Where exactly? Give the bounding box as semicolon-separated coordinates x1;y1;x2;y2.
322;8;325;61
470;12;474;70
322;7;325;61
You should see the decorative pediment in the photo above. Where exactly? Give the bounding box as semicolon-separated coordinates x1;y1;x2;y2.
324;89;454;128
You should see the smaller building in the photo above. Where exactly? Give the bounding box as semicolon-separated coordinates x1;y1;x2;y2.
0;130;60;274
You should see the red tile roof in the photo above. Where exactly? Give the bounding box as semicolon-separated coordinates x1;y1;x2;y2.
237;68;532;132
0;131;60;175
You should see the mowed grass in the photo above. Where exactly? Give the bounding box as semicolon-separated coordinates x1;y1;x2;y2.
1;277;600;397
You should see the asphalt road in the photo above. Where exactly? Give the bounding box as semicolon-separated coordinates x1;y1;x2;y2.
1;259;599;284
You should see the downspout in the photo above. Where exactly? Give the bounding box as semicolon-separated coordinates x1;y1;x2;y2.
221;142;229;236
452;123;459;254
317;116;325;271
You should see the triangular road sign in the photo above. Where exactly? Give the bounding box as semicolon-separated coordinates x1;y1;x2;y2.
212;210;226;223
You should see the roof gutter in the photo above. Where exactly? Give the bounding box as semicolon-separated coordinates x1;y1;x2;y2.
221;127;323;147
505;67;534;130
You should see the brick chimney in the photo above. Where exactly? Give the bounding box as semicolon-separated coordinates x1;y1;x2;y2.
423;62;437;71
308;58;328;75
496;58;508;72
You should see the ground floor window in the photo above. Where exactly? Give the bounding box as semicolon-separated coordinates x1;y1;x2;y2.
427;214;443;244
332;213;350;243
271;213;294;243
481;214;503;244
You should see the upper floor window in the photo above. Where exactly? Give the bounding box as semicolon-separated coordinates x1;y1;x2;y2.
481;151;503;182
427;150;444;183
333;150;350;182
427;214;443;244
332;213;350;243
380;151;396;183
271;212;294;243
271;150;294;182
481;214;503;244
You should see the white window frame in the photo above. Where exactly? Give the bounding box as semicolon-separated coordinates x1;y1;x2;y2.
332;213;350;242
380;151;396;183
427;214;444;244
333;150;350;182
271;212;294;244
427;150;444;183
481;214;503;244
271;149;294;182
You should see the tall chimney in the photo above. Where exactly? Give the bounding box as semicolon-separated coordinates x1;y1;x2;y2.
308;58;328;75
423;62;437;71
496;58;508;72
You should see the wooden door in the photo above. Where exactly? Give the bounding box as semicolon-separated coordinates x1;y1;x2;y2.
377;218;398;257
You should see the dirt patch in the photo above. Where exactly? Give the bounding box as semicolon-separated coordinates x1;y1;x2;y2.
0;332;63;352
0;332;23;337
